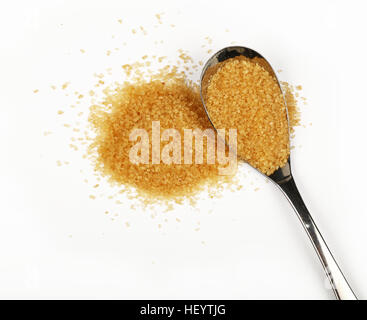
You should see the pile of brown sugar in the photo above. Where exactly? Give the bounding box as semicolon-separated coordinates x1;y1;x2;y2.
85;53;302;204
205;56;291;175
88;67;231;203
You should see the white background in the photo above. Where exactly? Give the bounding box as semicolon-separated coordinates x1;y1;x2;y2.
0;0;366;300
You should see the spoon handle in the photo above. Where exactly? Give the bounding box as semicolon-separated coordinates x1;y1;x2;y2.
277;177;357;300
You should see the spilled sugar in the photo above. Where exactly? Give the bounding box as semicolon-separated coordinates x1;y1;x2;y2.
44;14;305;211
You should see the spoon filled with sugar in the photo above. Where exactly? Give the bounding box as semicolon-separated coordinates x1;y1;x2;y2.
200;46;357;300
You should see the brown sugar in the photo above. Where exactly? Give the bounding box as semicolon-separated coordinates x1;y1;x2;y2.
281;81;301;133
70;49;302;205
205;57;290;175
43;15;306;207
88;67;231;202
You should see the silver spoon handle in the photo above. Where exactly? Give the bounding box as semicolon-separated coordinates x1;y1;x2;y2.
277;177;357;300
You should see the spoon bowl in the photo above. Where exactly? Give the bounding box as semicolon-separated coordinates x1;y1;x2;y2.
200;46;357;300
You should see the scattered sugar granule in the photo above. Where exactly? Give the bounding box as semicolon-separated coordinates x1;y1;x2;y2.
62;82;70;90
204;36;213;44
89;195;96;200
33;89;39;93
158;56;167;63
94;73;104;79
57;110;64;115
69;144;78;151
155;13;163;24
80;49;85;53
140;26;147;35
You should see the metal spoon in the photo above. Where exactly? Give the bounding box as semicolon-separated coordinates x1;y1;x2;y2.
200;46;357;300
